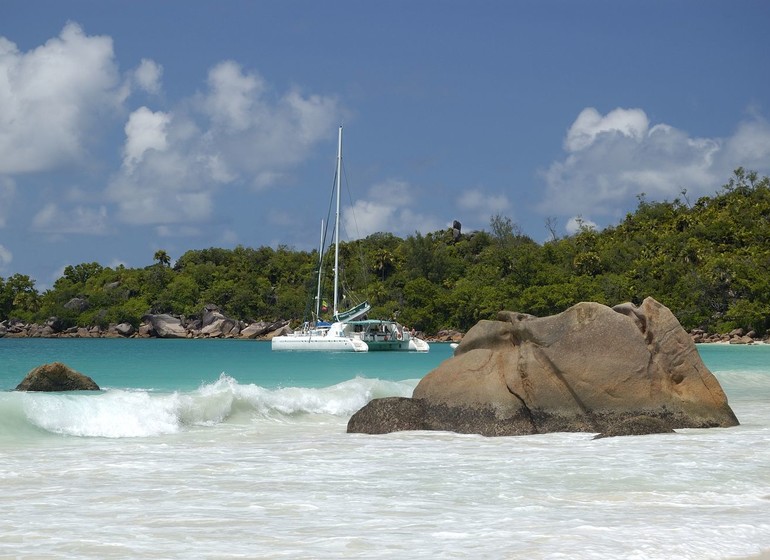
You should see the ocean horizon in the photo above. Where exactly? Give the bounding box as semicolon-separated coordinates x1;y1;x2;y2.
1;339;769;559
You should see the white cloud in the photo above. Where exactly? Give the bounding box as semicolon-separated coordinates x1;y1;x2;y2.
343;179;443;239
108;60;343;226
133;58;163;94
109;172;214;225
565;216;598;235
0;243;12;268
720;117;770;169
457;188;511;227
156;225;202;237
540;107;770;231
0;25;345;234
0;23;124;174
123;107;171;170
202;60;264;132
31;203;109;234
565;107;649;152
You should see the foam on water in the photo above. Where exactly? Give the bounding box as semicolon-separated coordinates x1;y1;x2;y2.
1;374;418;439
6;420;766;559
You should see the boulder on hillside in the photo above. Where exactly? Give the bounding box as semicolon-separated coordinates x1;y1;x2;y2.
348;297;739;438
64;297;90;312
16;362;100;392
141;313;188;338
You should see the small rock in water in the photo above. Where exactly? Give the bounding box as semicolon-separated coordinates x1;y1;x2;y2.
15;362;100;392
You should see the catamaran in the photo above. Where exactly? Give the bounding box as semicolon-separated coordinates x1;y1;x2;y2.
271;126;370;352
271;126;429;352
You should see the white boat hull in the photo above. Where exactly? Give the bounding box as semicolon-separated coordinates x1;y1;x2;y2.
271;322;369;352
271;335;368;352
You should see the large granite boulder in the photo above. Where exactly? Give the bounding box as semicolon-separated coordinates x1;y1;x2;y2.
141;313;188;338
202;304;225;327
266;322;291;339
114;322;135;337
240;321;275;339
16;362;100;391
200;317;240;338
348;297;739;437
196;305;239;338
64;297;89;312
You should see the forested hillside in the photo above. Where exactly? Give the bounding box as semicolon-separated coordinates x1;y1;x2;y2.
2;170;769;336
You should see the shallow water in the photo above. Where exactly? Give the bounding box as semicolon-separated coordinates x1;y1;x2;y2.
1;340;769;558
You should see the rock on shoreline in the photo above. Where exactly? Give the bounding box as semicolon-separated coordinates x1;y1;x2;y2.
0;308;291;340
0;306;436;342
690;327;765;344
0;305;764;344
348;297;740;438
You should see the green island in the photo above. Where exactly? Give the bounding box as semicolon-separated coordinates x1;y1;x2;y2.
2;169;769;340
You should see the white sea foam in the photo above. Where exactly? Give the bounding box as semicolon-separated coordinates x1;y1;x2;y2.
4;420;768;559
21;389;182;438
235;375;416;417
11;374;418;439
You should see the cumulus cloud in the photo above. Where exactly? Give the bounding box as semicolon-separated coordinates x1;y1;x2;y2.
0;23;124;174
202;60;264;132
0;25;345;235
123;107;171;170
107;60;343;226
133;58;163;94
564;107;649;152
540;107;770;231
720;117;770;168
342;179;444;239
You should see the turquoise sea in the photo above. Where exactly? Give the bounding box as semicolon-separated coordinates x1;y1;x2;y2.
1;339;769;559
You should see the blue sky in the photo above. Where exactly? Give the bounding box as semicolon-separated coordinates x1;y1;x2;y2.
1;1;769;288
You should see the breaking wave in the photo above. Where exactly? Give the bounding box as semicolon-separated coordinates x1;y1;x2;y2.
0;374;417;439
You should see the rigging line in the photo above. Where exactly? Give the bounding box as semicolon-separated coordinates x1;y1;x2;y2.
338;265;364;307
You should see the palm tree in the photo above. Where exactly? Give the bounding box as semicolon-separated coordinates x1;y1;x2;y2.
373;249;395;281
154;249;171;267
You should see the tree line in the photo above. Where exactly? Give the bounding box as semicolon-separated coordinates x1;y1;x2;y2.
2;169;769;336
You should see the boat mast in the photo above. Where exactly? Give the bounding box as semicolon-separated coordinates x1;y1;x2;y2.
333;125;342;319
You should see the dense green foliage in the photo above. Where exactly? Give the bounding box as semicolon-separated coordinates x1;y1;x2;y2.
2;170;769;335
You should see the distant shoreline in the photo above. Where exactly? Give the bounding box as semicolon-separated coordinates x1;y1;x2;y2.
1;320;766;346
